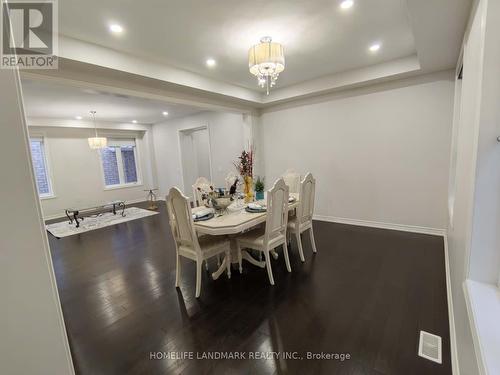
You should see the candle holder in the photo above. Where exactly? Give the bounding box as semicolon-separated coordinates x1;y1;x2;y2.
144;188;159;210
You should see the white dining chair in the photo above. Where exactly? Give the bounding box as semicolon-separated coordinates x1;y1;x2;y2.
287;173;317;262
166;187;230;298
191;176;220;270
282;169;301;195
235;178;291;285
192;176;212;207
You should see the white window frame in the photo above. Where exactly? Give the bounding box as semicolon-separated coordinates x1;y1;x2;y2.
99;137;143;190
29;134;56;200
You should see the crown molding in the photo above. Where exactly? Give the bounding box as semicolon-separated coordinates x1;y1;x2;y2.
23;36;458;111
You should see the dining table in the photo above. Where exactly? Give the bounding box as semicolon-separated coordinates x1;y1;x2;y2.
192;193;299;280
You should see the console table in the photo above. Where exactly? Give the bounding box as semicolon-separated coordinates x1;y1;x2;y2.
65;201;126;228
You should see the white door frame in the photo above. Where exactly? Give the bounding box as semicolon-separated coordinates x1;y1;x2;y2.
177;124;213;197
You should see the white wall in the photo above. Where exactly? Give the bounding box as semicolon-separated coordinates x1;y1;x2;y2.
447;68;480;373
446;4;483;373
179;127;211;198
193;129;211;183
27;122;156;219
447;0;500;373
153;111;252;198
467;0;500;286
260;71;454;231
0;69;74;373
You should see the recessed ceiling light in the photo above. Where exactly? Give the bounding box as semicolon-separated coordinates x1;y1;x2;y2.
132;120;137;123
369;43;381;52
75;116;83;120
340;0;354;9
162;111;169;116
109;24;123;33
206;58;216;67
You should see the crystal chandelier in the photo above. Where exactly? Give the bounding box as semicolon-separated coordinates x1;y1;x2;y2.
248;36;285;95
87;111;107;149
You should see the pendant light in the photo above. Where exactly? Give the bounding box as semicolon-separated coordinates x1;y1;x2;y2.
248;36;285;95
87;110;107;149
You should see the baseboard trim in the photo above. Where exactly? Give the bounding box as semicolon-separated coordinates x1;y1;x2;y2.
444;236;460;375
313;215;447;236
42;198;164;221
313;215;455;371
463;281;489;375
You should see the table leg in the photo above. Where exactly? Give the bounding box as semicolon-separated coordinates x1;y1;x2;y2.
241;250;266;268
213;240;237;280
212;241;266;280
211;255;228;280
65;210;73;224
73;211;80;228
230;238;265;268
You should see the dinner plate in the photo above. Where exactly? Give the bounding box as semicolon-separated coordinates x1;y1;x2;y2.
245;207;266;213
194;213;215;222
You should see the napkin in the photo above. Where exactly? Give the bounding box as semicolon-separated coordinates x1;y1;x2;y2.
192;208;214;219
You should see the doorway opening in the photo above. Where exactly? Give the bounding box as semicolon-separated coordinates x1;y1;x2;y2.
178;126;212;200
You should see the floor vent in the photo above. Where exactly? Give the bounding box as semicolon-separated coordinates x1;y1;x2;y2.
418;331;442;364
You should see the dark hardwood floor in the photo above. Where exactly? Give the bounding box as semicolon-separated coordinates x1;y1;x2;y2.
48;201;451;375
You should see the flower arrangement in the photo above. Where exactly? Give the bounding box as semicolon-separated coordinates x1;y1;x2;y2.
234;147;254;178
234;146;255;202
196;184;215;204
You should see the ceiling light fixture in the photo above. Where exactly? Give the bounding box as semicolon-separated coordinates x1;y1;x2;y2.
162;111;169;116
132;120;137;123
87;111;107;149
75;116;83;120
248;36;285;95
340;0;354;9
109;24;123;33
206;58;216;67
369;43;381;52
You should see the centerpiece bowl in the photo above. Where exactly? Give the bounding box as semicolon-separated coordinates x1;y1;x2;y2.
214;197;232;211
205;194;233;213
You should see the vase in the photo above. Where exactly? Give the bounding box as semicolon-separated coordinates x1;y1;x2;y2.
243;176;254;203
255;191;264;200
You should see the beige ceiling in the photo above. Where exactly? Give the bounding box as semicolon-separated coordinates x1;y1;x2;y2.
21;79;202;123
22;0;472;112
58;0;417;90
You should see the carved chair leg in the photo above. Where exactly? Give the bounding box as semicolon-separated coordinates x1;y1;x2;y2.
195;260;202;298
296;230;305;262
263;250;275;286
175;253;181;288
283;243;291;272
309;227;318;254
225;249;231;279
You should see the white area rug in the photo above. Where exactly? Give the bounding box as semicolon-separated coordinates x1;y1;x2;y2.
46;207;159;238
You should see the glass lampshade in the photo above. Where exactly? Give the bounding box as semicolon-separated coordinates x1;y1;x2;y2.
88;137;107;149
248;38;285;77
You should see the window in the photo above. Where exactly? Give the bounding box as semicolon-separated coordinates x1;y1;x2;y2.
100;138;140;188
29;137;54;198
